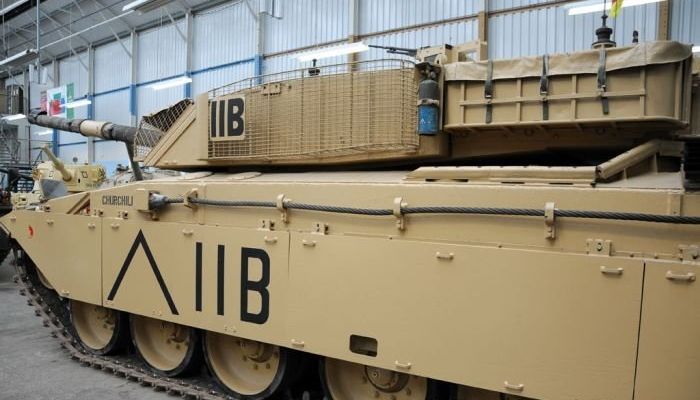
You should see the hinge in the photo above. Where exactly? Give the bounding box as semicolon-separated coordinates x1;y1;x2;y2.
587;239;613;256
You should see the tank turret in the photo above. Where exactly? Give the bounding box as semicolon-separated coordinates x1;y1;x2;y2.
31;145;106;195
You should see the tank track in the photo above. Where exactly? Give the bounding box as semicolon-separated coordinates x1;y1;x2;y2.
10;251;322;400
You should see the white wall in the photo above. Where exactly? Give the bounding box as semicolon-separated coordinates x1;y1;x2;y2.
670;0;700;45
95;38;132;93
191;2;256;95
56;51;89;163
489;2;659;59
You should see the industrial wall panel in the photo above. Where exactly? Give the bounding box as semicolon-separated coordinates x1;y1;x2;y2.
94;91;131;126
489;0;554;12
670;0;700;45
359;0;481;34
95;38;132;93
137;21;187;83
192;62;255;96
59;52;89;97
488;2;658;59
263;52;347;76
136;86;183;120
93;90;131;174
264;0;350;54
192;2;256;70
359;20;479;61
265;19;478;76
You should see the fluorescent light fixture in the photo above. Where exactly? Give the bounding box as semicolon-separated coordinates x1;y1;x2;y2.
148;76;192;90
2;114;26;121
568;0;665;16
0;0;28;17
0;48;38;68
295;42;370;62
693;45;700;54
122;0;172;13
35;130;53;136
63;99;92;109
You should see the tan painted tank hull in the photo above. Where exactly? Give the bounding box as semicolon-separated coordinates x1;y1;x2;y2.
2;172;698;400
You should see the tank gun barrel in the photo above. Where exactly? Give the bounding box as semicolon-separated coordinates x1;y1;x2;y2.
27;109;137;144
27;108;143;181
41;145;72;181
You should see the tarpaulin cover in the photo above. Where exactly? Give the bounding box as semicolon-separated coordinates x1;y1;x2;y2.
445;41;692;81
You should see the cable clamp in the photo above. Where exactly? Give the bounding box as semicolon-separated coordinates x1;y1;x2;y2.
184;188;198;209
394;197;406;230
276;194;289;223
544;202;556;239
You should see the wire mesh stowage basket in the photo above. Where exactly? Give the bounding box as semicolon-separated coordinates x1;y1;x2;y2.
207;59;419;161
134;99;193;160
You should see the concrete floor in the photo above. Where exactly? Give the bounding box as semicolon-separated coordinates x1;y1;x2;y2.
0;256;166;400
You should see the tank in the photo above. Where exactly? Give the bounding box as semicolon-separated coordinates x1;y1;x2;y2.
0;147;109;264
1;36;699;400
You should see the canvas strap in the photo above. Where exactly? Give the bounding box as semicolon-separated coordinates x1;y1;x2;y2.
597;48;609;115
540;54;550;121
484;60;494;123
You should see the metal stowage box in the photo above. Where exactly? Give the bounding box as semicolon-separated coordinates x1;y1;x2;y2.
443;42;694;134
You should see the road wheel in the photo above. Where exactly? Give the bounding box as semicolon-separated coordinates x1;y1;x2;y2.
204;331;298;399
130;314;201;376
70;300;127;355
321;357;440;400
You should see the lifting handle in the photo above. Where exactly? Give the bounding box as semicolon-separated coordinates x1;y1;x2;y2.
666;271;696;282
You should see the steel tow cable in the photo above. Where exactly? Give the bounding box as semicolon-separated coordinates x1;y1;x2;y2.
161;196;700;224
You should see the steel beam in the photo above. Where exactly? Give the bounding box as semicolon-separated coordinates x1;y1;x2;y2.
130;30;138;126
184;10;193;98
3;1;118;56
74;0;131;58
164;6;187;42
657;0;670;40
39;7;92;47
91;0;134;31
52;59;60;156
347;0;360;65
87;45;95;163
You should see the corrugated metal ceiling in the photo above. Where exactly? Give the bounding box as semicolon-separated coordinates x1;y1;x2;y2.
0;0;217;68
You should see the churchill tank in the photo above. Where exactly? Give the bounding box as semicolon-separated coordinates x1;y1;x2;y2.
2;36;700;400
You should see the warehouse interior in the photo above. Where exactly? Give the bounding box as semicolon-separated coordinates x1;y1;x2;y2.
1;1;700;399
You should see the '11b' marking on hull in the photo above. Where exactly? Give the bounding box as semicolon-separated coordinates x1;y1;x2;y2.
108;231;271;324
195;242;270;324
